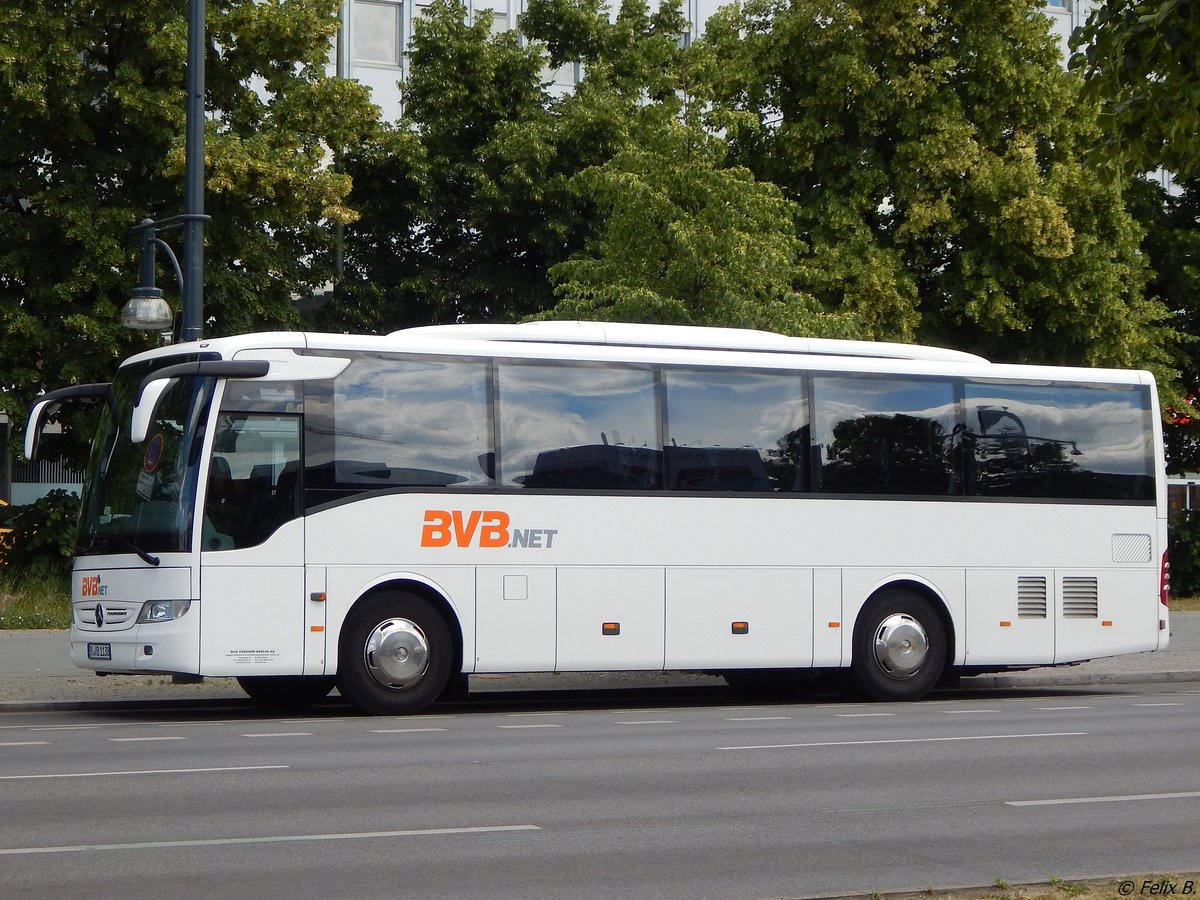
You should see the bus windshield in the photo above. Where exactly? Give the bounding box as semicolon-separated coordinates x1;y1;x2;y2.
76;359;215;557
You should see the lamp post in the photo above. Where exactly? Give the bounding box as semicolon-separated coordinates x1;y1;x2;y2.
121;0;207;341
181;0;205;342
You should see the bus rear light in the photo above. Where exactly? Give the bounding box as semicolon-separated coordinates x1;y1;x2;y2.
1161;551;1170;607
731;621;749;635
602;622;620;636
999;620;1011;627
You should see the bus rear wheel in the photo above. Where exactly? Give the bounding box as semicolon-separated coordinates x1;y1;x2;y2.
851;590;946;702
236;676;337;708
338;592;452;716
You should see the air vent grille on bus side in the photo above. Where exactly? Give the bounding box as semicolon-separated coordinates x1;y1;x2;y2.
1062;577;1100;618
1017;576;1048;619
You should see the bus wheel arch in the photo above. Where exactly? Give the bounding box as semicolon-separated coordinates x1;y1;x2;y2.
337;581;462;715
850;581;953;701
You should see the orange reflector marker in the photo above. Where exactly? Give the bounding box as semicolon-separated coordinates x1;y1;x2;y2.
1102;620;1113;627
732;621;749;635
1000;621;1011;627
602;622;621;636
310;592;327;603
310;625;325;632
827;621;840;629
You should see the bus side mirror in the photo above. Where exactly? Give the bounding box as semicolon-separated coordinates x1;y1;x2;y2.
24;383;112;460
24;398;58;461
131;378;176;444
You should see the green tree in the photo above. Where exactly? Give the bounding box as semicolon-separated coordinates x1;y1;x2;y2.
1070;0;1200;180
538;0;854;336
0;0;378;443
325;0;583;332
1127;176;1200;472
695;0;1174;373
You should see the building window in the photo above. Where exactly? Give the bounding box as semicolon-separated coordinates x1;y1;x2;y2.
354;0;402;66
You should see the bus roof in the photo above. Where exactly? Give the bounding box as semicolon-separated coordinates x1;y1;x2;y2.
392;321;990;364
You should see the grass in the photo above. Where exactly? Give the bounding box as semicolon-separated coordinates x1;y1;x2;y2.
0;568;71;629
1171;594;1200;611
851;875;1199;900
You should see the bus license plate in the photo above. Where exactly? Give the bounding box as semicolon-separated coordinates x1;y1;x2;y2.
87;643;112;661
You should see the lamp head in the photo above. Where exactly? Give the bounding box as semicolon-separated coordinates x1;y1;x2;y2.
121;287;173;331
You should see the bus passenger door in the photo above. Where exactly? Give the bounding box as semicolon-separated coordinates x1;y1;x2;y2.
198;412;306;675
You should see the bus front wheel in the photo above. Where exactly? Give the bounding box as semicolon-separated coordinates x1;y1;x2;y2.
851;590;947;702
338;592;452;716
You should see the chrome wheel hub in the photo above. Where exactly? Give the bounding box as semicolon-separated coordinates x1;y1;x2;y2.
872;613;928;679
364;618;430;689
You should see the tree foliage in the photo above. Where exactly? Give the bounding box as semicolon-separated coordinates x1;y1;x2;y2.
695;0;1173;374
324;0;582;332
1070;0;1200;179
0;0;379;427
1128;177;1200;472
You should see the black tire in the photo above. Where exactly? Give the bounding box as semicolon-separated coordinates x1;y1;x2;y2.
338;592;453;716
851;589;947;701
236;675;337;708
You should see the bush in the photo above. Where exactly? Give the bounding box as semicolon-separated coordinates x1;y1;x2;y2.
0;490;81;577
1169;509;1200;598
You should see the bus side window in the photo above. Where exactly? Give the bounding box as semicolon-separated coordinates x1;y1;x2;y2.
203;414;302;551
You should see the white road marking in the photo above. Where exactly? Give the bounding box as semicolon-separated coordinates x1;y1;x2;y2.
941;710;1000;715
0;765;289;781
835;713;896;718
1007;791;1200;807
1034;706;1094;711
0;824;542;856
109;736;187;743
725;716;792;721
0;741;50;747
496;724;563;729
1133;702;1184;707
30;725;101;731
240;733;314;738
370;728;447;734
720;732;1086;751
506;712;566;717
615;720;677;725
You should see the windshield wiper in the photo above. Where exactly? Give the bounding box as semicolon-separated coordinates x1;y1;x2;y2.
81;533;161;567
114;535;160;567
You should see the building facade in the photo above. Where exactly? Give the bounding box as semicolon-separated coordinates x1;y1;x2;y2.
334;0;1090;119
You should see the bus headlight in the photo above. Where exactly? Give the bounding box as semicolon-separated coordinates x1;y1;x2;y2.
137;600;192;623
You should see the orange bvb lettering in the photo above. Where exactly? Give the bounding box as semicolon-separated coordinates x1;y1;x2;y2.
421;510;510;548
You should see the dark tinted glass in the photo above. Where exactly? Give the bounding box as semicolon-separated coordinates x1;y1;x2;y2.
205;413;302;550
813;376;959;495
498;363;661;490
663;368;808;491
305;354;492;502
964;381;1155;501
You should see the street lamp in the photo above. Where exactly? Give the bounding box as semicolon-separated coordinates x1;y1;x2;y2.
121;0;207;342
120;214;209;334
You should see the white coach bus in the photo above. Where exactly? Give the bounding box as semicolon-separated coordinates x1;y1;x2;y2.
25;321;1171;714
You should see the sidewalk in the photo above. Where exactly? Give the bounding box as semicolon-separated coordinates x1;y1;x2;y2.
1;613;1197;711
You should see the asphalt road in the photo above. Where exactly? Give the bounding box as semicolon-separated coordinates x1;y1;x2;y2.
1;682;1197;899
